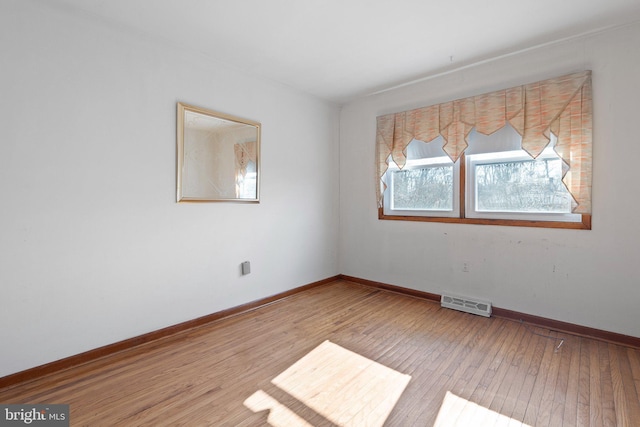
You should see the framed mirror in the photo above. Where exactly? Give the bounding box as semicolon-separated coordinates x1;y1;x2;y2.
177;102;260;202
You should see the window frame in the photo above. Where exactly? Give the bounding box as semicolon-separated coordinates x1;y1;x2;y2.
379;153;591;230
465;149;582;223
383;156;460;218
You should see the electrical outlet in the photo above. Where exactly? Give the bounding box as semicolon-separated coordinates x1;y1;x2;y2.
241;261;251;275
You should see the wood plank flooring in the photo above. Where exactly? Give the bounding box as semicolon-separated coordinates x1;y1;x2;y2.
1;280;639;426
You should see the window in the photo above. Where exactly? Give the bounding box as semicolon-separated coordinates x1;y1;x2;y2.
383;125;583;224
384;137;460;218
376;72;592;229
467;149;579;223
237;160;257;199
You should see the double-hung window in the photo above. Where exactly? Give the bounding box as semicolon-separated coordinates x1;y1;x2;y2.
465;126;579;222
384;137;459;218
377;72;592;229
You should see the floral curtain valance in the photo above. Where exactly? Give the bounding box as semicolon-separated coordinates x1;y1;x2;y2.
234;141;257;178
376;71;592;214
234;141;257;198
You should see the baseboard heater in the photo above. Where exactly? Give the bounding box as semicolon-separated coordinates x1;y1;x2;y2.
441;294;492;317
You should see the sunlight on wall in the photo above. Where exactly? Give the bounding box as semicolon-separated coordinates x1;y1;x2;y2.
244;340;411;426
434;391;532;427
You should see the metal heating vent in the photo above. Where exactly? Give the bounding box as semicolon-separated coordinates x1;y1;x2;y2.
441;294;492;317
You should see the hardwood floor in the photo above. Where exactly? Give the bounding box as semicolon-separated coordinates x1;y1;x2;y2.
1;280;639;426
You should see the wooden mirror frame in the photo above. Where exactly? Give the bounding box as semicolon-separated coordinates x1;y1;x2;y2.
177;102;260;203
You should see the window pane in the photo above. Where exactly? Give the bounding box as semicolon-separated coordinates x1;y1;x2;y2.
475;158;572;212
237;161;257;199
392;166;453;210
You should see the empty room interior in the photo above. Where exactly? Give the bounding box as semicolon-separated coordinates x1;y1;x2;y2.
2;0;640;425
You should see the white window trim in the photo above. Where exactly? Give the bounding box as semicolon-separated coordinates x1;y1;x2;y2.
465;149;582;223
383;157;460;218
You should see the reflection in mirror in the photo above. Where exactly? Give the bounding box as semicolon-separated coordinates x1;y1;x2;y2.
177;103;260;202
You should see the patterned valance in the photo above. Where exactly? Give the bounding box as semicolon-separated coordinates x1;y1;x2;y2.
234;141;257;197
234;141;257;178
376;71;592;214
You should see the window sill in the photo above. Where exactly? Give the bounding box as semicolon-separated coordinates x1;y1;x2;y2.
378;208;591;230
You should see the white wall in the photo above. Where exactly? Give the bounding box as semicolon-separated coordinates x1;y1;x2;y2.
0;0;340;377
340;23;640;338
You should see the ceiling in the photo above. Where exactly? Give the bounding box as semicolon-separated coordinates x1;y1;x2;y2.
43;0;640;104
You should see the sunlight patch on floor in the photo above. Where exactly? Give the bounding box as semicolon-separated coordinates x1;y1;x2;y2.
434;391;531;427
244;340;411;426
244;390;313;427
